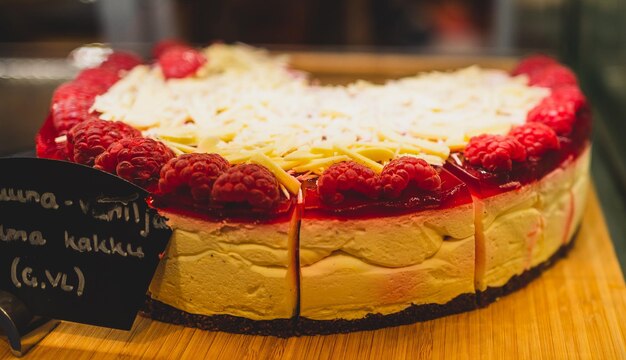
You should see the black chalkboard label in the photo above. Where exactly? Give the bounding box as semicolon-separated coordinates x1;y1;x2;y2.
0;158;171;330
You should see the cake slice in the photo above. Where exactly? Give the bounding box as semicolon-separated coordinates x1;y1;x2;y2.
298;167;476;333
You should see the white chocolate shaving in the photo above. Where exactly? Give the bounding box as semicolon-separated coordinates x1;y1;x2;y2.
93;44;549;189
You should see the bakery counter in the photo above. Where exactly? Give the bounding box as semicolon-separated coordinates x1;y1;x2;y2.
0;188;623;358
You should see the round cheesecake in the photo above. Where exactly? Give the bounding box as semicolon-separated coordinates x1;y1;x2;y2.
36;43;591;336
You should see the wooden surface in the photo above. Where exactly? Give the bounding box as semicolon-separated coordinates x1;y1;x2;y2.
287;51;518;84
1;187;625;359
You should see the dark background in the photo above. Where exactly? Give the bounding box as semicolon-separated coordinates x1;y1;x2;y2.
0;0;624;270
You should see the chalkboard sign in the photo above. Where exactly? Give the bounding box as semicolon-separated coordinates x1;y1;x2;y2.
0;158;171;330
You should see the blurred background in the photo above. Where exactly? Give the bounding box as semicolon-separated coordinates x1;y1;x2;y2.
0;0;624;267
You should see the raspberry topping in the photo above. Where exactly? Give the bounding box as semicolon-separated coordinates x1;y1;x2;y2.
380;157;441;198
211;164;280;209
527;98;577;135
509;123;560;158
66;119;141;166
464;134;527;172
158;46;207;79
75;67;121;89
528;64;578;89
511;55;558;76
51;82;105;133
317;161;380;204
550;85;587;111
100;51;143;71
94;138;175;190
51;81;104;106
153;39;187;58
159;153;230;202
35;117;68;161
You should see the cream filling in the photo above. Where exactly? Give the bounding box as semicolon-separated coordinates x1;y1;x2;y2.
148;211;298;320
299;238;475;320
298;203;475;320
300;204;473;268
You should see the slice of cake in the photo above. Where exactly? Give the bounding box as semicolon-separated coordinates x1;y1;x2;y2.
36;42;591;336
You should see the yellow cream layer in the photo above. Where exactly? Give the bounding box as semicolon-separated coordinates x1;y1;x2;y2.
300;204;474;268
300;238;474;320
148;211;298;320
299;204;475;320
476;145;591;290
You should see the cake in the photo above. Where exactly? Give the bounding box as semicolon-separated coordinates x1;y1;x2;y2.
36;42;591;336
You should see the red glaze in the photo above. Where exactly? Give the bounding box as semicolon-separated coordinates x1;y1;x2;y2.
303;168;472;220
150;193;295;224
35;114;68;161
445;136;589;199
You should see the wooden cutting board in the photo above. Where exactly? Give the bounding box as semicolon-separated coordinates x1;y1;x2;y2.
0;186;624;359
1;54;625;359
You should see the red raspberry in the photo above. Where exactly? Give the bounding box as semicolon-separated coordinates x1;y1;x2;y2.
75;67;120;89
527;98;577;135
317;161;380;204
511;55;558;76
153;39;187;58
51;81;105;106
528;64;578;89
211;164;280;209
464;134;527;172
509;123;560;158
380;157;441;198
66;119;141;166
159;153;230;202
51;82;105;133
158;46;207;79
94;138;175;190
550;85;587;111
100;51;143;71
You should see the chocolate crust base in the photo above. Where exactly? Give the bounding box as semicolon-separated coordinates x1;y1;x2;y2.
142;231;577;337
140;300;297;337
296;293;476;336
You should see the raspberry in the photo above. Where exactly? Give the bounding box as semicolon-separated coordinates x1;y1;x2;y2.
153;39;187;58
75;67;120;89
159;153;230;202
66;120;141;166
158;46;207;79
94;138;175;190
51;82;105;133
211;164;280;209
528;64;578;89
317;161;380;204
527;98;577;135
464;134;527;172
52;102;101;134
51;81;105;106
511;55;558;76
100;51;143;71
550;85;587;111
380;157;441;198
509;123;560;158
